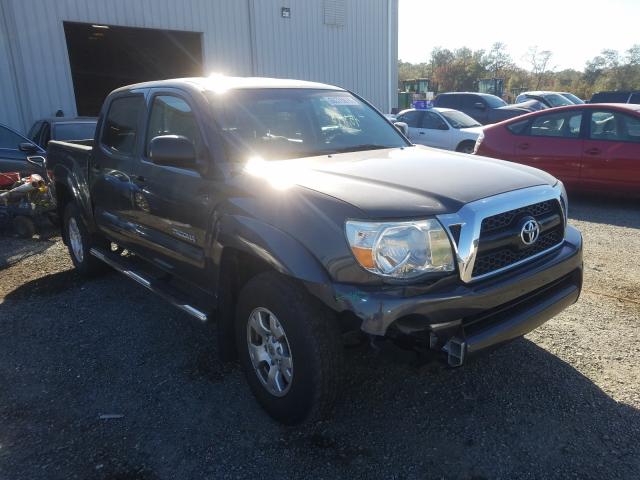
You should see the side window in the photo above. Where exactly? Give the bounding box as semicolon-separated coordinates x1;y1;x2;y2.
28;121;42;144
0;125;26;149
436;95;457;109
530;111;582;138
460;95;481;109
590;110;640;143
629;93;640;104
421;112;448;130
397;110;423;128
101;95;145;155
507;119;530;135
146;95;201;154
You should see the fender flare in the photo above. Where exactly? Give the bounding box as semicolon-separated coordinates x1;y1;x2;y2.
52;163;97;233
212;215;331;288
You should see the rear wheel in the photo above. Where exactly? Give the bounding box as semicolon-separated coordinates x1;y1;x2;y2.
456;140;476;154
63;202;108;277
235;272;343;424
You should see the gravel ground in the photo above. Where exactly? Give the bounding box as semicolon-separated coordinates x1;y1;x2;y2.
0;195;638;480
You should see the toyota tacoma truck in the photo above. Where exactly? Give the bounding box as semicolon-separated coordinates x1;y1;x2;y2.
48;76;583;424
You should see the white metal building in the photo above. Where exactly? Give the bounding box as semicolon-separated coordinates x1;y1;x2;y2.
0;0;398;134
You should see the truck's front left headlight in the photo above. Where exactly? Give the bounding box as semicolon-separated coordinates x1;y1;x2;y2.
345;219;455;279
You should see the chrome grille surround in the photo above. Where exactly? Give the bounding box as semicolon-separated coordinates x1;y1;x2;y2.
437;184;566;283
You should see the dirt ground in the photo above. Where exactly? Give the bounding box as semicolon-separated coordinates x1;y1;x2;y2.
0;194;638;479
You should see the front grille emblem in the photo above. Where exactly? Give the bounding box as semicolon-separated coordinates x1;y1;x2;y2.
520;218;540;246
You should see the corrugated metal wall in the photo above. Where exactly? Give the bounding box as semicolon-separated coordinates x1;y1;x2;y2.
250;0;397;112
0;0;398;134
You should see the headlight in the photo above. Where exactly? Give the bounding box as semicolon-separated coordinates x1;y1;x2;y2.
473;130;484;154
345;219;455;279
559;181;569;227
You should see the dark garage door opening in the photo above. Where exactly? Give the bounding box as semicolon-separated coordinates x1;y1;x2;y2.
64;22;203;116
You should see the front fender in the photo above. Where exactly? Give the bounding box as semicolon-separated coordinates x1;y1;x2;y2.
212;215;331;286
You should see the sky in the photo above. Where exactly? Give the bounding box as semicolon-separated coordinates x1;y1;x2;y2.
398;0;640;71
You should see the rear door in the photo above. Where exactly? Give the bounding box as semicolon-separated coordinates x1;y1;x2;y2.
581;109;640;194
396;110;424;144
414;111;452;149
512;109;584;187
91;93;147;245
133;89;214;282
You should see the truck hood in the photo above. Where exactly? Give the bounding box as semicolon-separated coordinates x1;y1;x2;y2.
243;145;556;218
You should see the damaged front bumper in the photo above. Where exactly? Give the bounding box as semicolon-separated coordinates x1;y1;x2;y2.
321;225;583;364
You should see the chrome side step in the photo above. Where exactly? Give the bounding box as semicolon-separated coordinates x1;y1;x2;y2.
90;248;208;322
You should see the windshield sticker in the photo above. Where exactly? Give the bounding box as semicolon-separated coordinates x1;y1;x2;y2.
323;96;360;106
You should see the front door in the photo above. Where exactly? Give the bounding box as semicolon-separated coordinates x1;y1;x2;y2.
513;109;584;188
581;109;640;194
0;125;44;174
133;90;215;284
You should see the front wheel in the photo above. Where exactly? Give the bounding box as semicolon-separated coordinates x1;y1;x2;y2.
63;202;108;277
456;140;476;154
235;272;344;424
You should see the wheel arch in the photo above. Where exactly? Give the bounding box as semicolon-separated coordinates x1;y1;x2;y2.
211;215;333;362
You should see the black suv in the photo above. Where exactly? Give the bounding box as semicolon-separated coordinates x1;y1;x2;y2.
47;77;583;424
433;92;532;125
589;91;640;104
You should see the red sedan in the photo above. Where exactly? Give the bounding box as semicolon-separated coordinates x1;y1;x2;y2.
475;103;640;195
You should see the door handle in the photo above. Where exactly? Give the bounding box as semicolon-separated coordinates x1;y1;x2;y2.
517;143;530;150
585;148;601;155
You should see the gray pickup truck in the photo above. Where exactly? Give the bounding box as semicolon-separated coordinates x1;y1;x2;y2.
47;76;583;424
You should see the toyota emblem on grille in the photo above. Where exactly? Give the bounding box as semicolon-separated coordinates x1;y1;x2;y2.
520;218;540;246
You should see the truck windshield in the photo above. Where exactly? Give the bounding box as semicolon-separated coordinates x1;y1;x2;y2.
209;89;408;161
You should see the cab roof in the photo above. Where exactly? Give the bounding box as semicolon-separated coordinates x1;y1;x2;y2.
112;76;344;96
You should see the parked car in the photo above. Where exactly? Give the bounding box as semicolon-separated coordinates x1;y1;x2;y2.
433;92;532;125
589;91;640;104
474;103;640;196
27;117;97;148
0;123;45;173
395;107;483;153
48;76;582;424
515;91;575;108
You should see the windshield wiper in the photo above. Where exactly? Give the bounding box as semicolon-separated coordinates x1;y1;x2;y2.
326;144;393;154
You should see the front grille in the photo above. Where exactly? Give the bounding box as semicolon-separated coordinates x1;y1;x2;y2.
480;200;554;234
471;200;564;278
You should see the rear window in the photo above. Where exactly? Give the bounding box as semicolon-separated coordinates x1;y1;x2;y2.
54;122;97;142
101;96;144;155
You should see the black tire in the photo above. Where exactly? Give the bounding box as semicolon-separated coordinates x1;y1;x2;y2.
63;202;109;277
456;140;476;154
12;216;36;238
235;272;344;425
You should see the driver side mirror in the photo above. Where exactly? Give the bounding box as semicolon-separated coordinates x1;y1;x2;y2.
19;142;40;154
149;135;196;169
393;121;409;136
474;102;487;110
